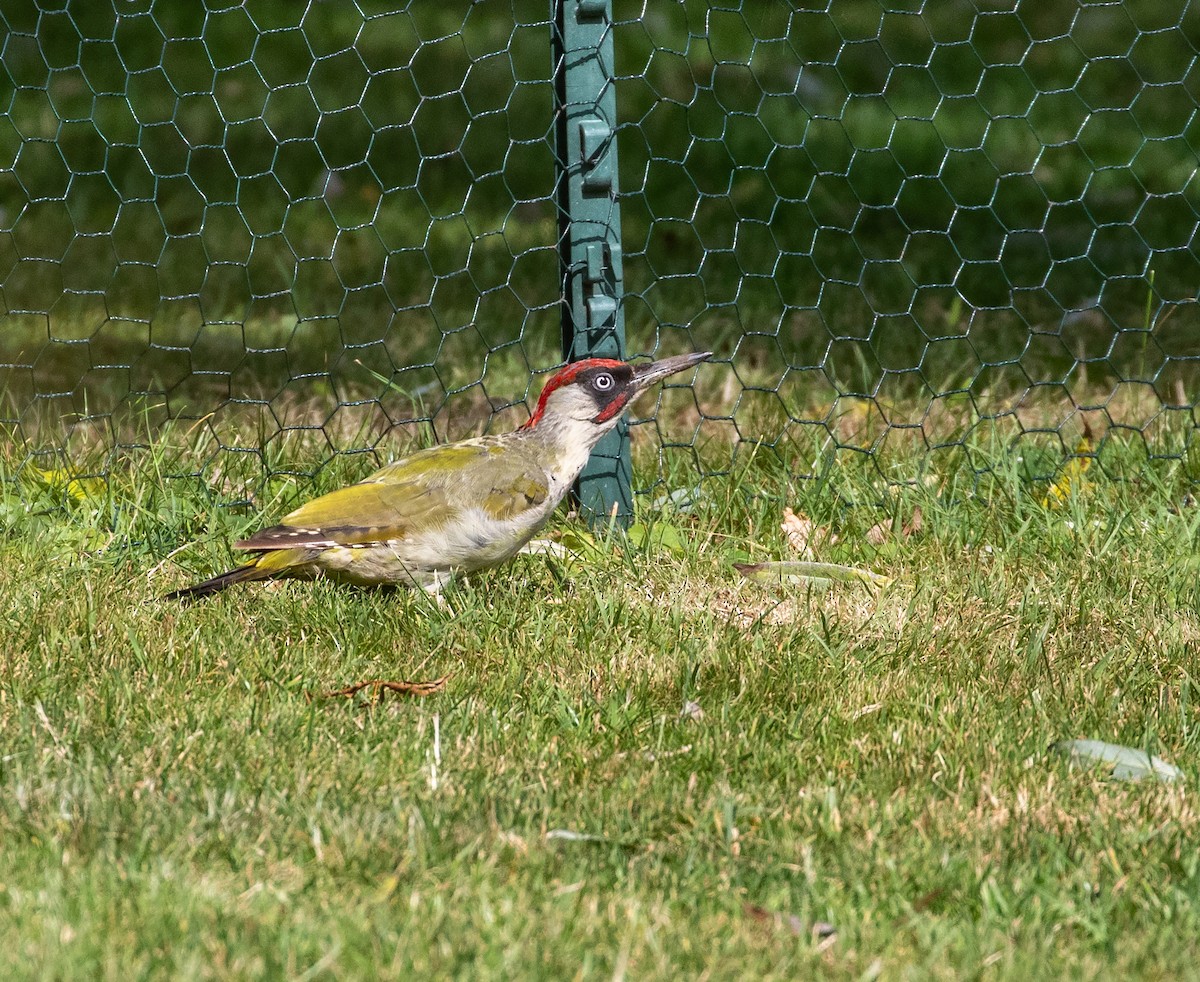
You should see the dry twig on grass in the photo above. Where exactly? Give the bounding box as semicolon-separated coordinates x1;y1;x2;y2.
319;675;449;701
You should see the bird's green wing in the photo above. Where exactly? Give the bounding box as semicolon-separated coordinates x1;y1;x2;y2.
236;439;550;551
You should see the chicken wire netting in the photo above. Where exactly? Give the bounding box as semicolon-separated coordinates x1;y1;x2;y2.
2;0;1199;513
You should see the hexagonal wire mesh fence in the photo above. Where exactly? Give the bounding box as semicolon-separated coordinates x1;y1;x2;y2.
1;1;1198;520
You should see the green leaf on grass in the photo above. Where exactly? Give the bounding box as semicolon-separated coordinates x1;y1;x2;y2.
628;522;686;553
733;561;891;590
1053;739;1183;783
27;466;106;503
557;528;606;559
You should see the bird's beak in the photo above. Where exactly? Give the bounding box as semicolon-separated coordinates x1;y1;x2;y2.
631;351;712;392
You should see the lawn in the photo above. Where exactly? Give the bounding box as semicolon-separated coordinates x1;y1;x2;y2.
2;1;1200;976
0;407;1197;979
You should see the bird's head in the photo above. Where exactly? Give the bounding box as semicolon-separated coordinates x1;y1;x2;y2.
522;351;711;440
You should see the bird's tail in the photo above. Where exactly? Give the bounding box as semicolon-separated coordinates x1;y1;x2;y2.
163;562;269;602
164;547;313;601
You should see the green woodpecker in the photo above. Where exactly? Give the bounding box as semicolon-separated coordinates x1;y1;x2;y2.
167;351;711;600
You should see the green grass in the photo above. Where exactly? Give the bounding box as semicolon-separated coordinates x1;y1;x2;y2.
0;419;1198;978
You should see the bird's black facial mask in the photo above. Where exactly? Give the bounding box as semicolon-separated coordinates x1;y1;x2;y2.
579;364;636;423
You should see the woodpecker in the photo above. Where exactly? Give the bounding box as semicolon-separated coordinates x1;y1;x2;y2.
167;351;711;600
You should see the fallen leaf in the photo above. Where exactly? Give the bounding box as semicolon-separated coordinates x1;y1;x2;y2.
1052;739;1182;783
1042;423;1095;508
811;920;837;939
519;539;572;559
903;506;923;536
867;506;922;546
28;466;105;502
743;903;836;939
911;888;946;913
780;507;837;557
866;521;890;546
545;828;608;843
642;744;692;762
734;561;891;590
743;903;773;925
321;675;449;701
651;485;704;513
554;528;607;560
371;874;402;904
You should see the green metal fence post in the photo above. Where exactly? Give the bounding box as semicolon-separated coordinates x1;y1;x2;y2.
552;0;630;525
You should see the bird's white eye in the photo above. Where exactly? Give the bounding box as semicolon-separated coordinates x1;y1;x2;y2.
593;372;614;391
